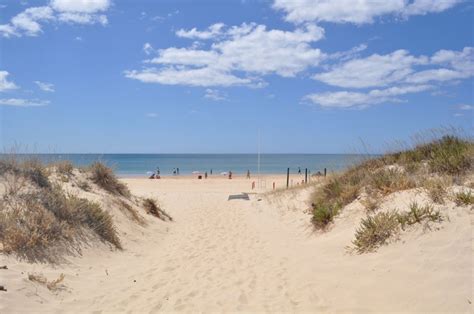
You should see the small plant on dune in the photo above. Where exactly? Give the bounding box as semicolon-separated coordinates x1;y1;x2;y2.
397;202;442;230
454;190;474;206
424;178;448;204
67;195;122;249
143;198;173;221
77;180;91;191
370;168;415;195
89;162;131;198
311;202;339;229
352;211;400;253
117;200;144;224
361;195;380;212
21;159;51;188
55;160;74;177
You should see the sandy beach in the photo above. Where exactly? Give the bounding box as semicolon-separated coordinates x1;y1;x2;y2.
1;173;471;313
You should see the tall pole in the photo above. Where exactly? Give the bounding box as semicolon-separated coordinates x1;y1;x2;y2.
305;168;308;184
286;168;290;189
257;129;260;190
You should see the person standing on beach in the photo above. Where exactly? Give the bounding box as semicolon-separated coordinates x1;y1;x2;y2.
177;168;180;175
298;167;301;174
210;169;213;175
246;170;250;179
156;167;160;176
205;171;208;179
229;171;232;179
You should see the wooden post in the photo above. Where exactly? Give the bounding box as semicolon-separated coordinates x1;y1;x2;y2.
273;182;275;190
324;168;327;177
286;168;289;189
305;168;308;184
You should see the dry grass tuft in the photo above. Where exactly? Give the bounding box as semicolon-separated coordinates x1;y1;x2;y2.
54;161;74;177
28;273;65;291
89;162;130;198
117;200;144;224
143;198;173;221
352;211;400;253
423;177;449;204
454;190;474;206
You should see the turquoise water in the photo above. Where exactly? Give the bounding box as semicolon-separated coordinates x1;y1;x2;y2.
7;154;369;177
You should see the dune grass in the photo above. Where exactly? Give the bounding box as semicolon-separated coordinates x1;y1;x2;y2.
353;202;442;253
311;135;473;230
143;198;173;221
0;157;122;262
89;162;131;198
454;190;474;206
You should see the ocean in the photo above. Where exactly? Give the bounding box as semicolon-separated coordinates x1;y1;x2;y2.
6;154;370;177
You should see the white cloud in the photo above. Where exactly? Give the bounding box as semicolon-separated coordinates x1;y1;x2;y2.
143;42;154;55
273;0;461;24
0;98;49;107
125;67;260;88
308;47;473;109
0;71;18;91
0;0;110;37
204;89;227;101
176;23;225;40
34;81;55;92
127;23;325;87
305;84;432;108
49;0;111;13
314;49;428;88
314;47;473;87
458;104;473;110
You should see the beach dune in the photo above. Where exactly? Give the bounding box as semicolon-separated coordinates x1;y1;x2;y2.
1;174;471;312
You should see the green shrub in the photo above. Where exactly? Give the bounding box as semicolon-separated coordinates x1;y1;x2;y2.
353;211;400;253
311;202;340;229
89;162;130;198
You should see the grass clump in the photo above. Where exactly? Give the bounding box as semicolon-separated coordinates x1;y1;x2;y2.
424;178;448;204
454;190;474;206
352;211;400;253
89;162;130;198
397;202;442;230
311;202;339;229
143;198;173;221
55;160;73;176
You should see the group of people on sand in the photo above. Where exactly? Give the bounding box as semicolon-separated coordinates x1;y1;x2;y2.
148;167;180;179
148;167;254;179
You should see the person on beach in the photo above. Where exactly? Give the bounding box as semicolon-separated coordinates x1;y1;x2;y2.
173;168;176;175
298;167;301;174
177;168;180;175
229;171;232;179
246;170;250;179
205;171;208;179
210;169;213;175
156;167;160;176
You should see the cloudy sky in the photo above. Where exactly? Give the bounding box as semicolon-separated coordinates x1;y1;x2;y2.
0;0;472;153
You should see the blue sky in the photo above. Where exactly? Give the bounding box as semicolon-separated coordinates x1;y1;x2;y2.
0;0;472;153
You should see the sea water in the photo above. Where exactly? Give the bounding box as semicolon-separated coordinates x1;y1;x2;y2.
6;154;370;177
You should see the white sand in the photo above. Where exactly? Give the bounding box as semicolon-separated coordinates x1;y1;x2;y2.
1;174;472;312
